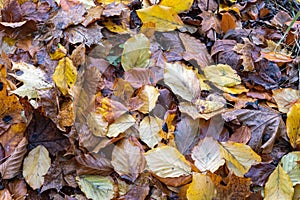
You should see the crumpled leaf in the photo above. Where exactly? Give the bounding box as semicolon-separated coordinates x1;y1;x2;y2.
0;138;27;179
137;5;184;32
219;141;261;177
9;61;53;101
164;62;200;101
287;103;300;148
106;114;136;137
264;165;294;200
111;139;145;182
272;88;300;113
191;137;225;173
159;0;193;13
76;175;115;200
139;116;161;148
280;152;300;186
187;173;216;200
23;145;51;190
121;33;150;71
144;146;191;178
52;57;77;95
203;64;241;87
137;85;160;114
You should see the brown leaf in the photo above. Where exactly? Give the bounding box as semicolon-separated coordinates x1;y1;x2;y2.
229;125;251;144
221;12;236;34
0;137;27;179
8;179;27;200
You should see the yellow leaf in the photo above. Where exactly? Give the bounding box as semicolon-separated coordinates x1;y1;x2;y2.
191;137;225;173
187;173;216;200
280;152;300;186
287;103;300;148
49;43;67;60
103;19;131;34
121;33;150;71
220;141;261;177
264;165;294;200
272;88;300;113
23;145;51;190
145;146;191;178
159;0;193;13
193;94;226;114
204;64;241;87
136;5;184;32
106;114;136;137
57;99;75;129
216;84;249;94
164;62;201;101
87;112;108;137
137;85;160;114
139;116;161;148
52;57;77;95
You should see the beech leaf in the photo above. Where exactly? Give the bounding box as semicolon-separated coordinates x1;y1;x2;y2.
187;173;216;200
137;85;160;114
287;103;300;148
139;116;161;148
159;0;193;13
106;114;136;137
280;152;300;186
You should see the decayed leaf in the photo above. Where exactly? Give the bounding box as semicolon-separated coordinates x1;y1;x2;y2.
280;152;300;185
121;33;150;71
164;62;200;101
136;5;184;32
139;116;161;148
57;99;75;129
52;57;77;95
287;103;300;148
9;61;53;100
220;141;261;177
187;173;216;200
76;175;115;200
179;32;213;69
203;64;241;87
106;113;136;137
233;38;255;71
137;85;160;114
145;146;191;178
174;114;200;155
272;88;300;113
159;0;193;13
111;139;145;182
0;138;27;179
264;165;294;200
23;145;51;189
191;137;225;173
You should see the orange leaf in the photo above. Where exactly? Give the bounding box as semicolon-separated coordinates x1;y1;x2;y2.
261;51;293;63
221;12;236;34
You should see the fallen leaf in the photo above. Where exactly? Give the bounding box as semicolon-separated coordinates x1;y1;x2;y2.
287;103;300;148
264;165;294;200
221;12;236;34
86;112;108;137
261;51;293;63
121;33;150;71
144;146;191;178
7;179;27;200
139;116;161;148
52;57;77;95
106;113;136;137
187;172;216;200
23;145;51;189
0;189;12;200
76;175;115;200
280;152;300;186
137;85;160;114
191;137;225;173
137;5;184;32
272;88;300;113
164;62;200;101
159;0;193;13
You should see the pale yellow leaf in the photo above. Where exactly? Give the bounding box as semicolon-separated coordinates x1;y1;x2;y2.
136;5;184;32
87;112;108;137
164;62;200;101
187;172;216;200
204;64;241;87
121;33;150;71
273;88;300;113
23;145;51;190
220;141;261;177
191;137;225;173
139;116;161;148
216;84;249;94
137;85;160;114
52;57;77;95
280;152;300;186
159;0;193;13
76;175;115;200
145;146;191;178
287;103;300;148
106;113;136;137
264;165;294;200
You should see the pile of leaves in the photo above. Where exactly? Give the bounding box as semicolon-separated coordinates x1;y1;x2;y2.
0;0;300;199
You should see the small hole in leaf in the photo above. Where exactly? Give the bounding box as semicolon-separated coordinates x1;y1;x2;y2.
16;70;24;76
0;82;3;91
2;115;12;123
